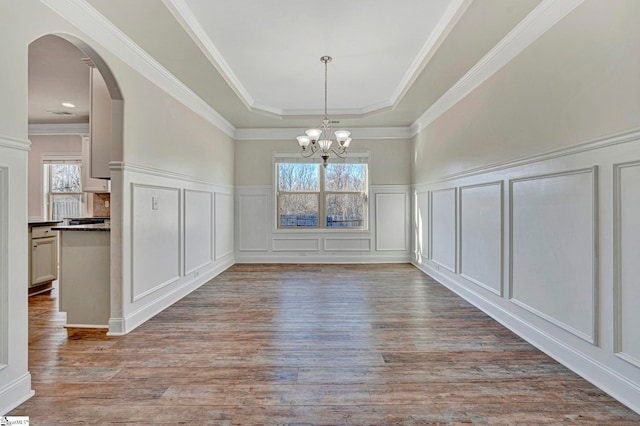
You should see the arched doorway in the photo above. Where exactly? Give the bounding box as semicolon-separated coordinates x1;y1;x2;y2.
28;34;123;334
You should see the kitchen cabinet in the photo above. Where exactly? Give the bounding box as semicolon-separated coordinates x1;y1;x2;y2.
28;222;59;294
89;67;112;179
82;136;110;192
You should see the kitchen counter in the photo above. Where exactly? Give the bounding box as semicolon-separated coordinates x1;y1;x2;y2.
28;220;62;227
53;223;111;232
56;224;110;328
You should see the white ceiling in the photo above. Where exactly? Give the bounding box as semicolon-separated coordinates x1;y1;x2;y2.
168;0;459;117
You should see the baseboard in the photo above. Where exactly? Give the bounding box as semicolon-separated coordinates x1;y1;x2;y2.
113;257;235;335
65;324;109;329
412;260;640;415
236;254;411;264
0;372;34;416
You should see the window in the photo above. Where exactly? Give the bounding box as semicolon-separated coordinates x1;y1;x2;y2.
276;159;368;229
44;161;87;221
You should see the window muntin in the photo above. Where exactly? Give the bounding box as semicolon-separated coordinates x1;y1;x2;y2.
276;161;367;229
44;162;87;221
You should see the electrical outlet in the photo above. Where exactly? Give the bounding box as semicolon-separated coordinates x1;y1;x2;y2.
105;201;110;208
152;196;159;210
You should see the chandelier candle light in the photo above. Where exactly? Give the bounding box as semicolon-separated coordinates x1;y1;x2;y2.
296;56;352;167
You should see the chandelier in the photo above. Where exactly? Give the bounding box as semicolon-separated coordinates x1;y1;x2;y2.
296;56;352;167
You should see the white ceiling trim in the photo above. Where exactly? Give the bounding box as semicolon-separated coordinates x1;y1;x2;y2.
40;0;236;138
161;0;255;111
390;0;472;108
234;127;413;141
409;0;585;137
164;0;469;119
28;123;90;135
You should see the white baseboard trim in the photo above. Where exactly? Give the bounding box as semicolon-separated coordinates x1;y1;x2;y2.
64;324;109;329
109;258;235;336
0;372;34;416
236;254;411;264
412;260;640;415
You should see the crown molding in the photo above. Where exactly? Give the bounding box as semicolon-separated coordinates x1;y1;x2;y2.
390;0;472;107
410;0;585;137
161;0;255;111
28;123;90;135
234;127;412;141
0;134;31;152
40;0;236;138
162;0;469;119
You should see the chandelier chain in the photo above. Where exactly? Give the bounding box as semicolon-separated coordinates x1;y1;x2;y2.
324;58;328;118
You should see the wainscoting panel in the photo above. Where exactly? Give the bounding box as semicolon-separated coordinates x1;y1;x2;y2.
614;161;640;367
324;238;372;252
0;167;6;368
459;182;502;295
238;193;269;251
215;192;234;260
412;129;640;414
415;191;429;260
430;188;456;272
273;238;320;252
131;184;181;301
184;190;213;275
510;168;597;343
235;185;410;263
375;193;407;251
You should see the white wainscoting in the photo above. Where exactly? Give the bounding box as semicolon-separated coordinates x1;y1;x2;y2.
273;238;320;252
0;136;34;415
215;192;234;260
131;184;181;302
459;182;502;295
412;128;640;414
235;185;410;263
324;237;372;252
375;192;408;251
238;193;269;251
184;190;213;275
0;167;6;369
430;188;456;273
111;162;234;336
510;168;597;343
614;161;640;368
414;191;430;262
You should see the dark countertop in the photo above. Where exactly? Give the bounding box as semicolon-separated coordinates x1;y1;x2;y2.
52;223;111;232
28;221;63;227
64;216;110;220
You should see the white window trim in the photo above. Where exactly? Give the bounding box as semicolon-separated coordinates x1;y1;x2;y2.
273;152;370;232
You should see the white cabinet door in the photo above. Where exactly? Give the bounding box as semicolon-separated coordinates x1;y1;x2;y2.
90;67;112;179
31;235;57;286
82;136;110;192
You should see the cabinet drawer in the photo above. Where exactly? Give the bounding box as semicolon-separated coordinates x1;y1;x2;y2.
32;226;56;239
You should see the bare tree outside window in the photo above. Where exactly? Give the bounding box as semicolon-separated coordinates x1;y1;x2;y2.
277;162;367;228
46;163;86;221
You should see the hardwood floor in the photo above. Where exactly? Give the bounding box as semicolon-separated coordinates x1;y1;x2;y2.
11;264;640;424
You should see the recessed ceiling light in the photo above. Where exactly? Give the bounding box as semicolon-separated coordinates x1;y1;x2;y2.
61;102;76;108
